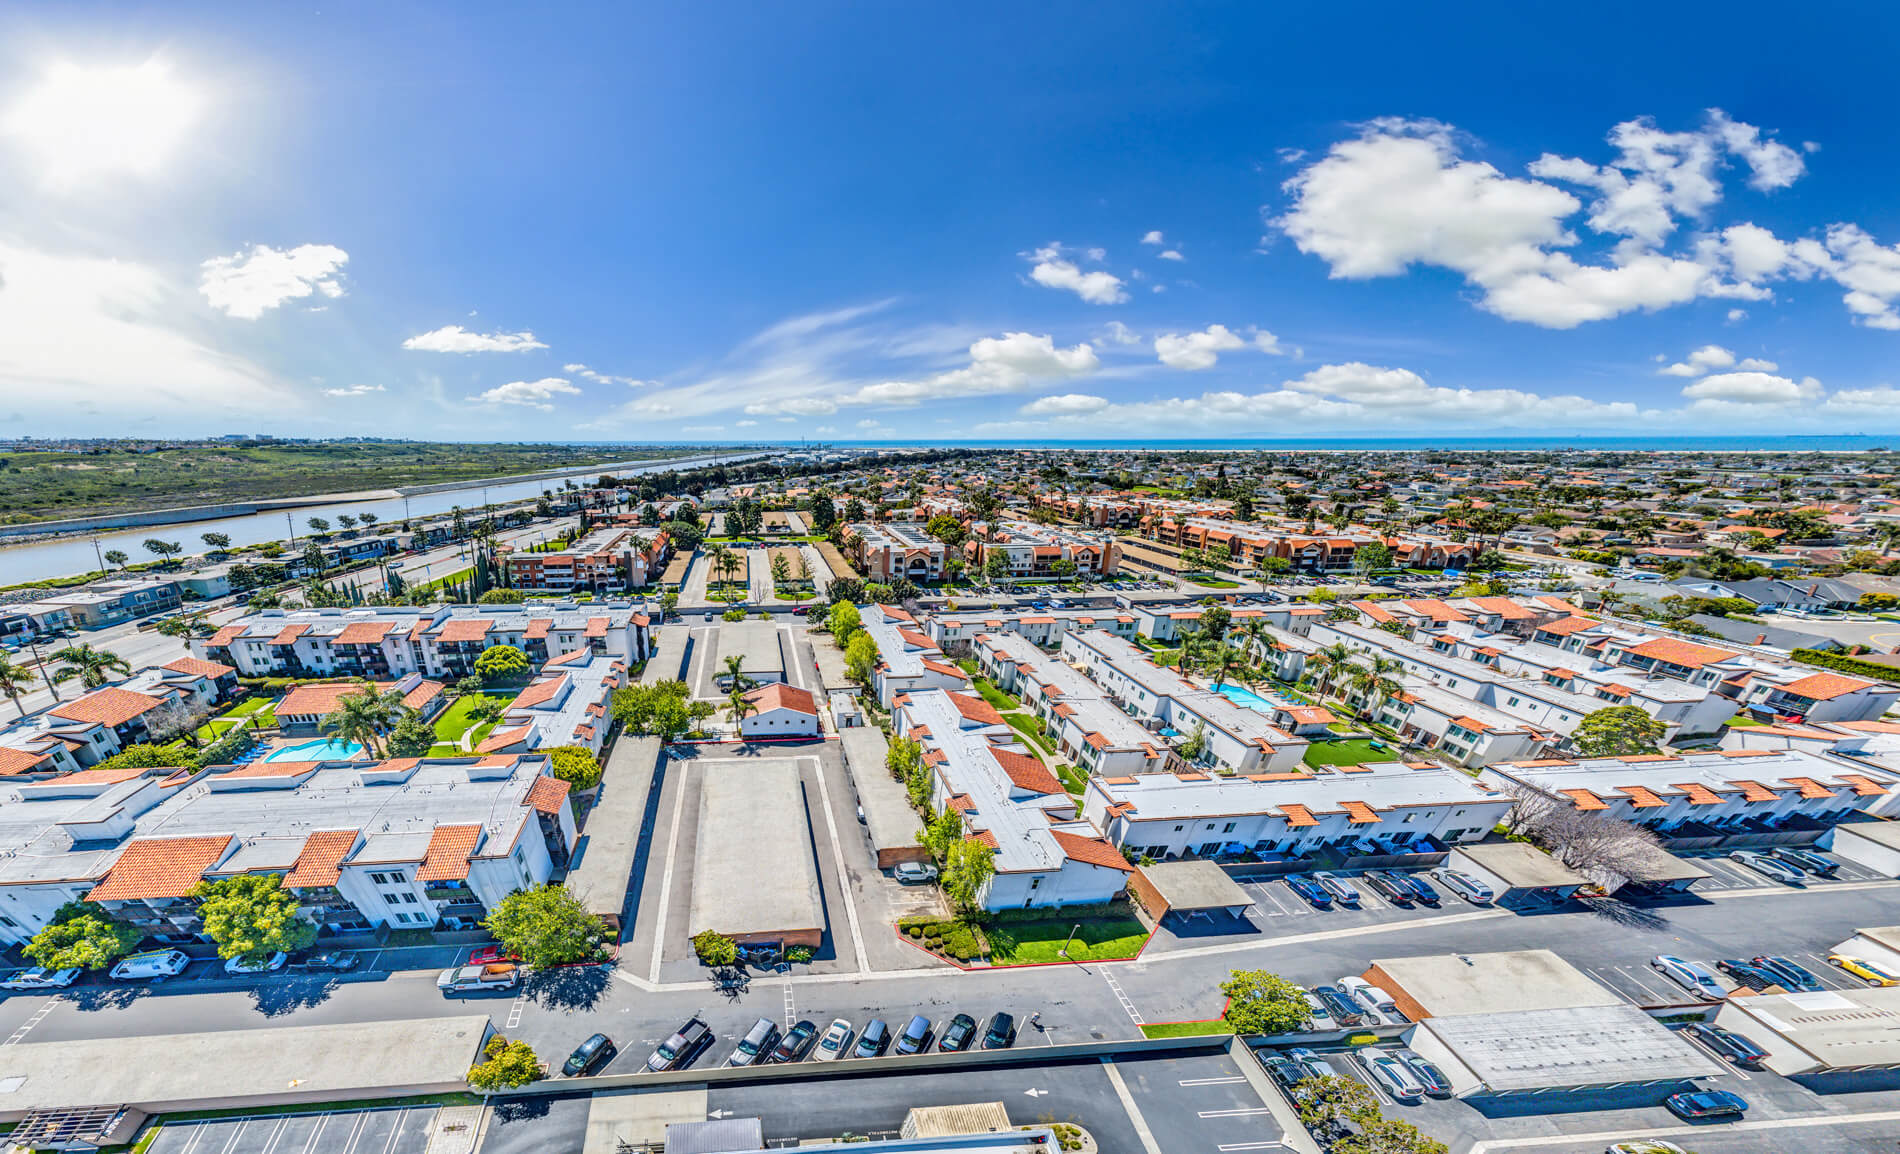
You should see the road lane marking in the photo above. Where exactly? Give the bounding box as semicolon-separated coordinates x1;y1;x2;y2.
1198;1109;1275;1118
1179;1076;1247;1086
506;992;528;1029
783;979;796;1030
1217;1144;1290;1151
1100;1057;1164;1154
1133;907;1507;964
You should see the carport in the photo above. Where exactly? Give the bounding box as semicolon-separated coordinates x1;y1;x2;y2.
566;736;662;933
1406;1004;1724;1098
1129;860;1251;923
1448;841;1588;908
1589;841;1711;897
839;727;926;868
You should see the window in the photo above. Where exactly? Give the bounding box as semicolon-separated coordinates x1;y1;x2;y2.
1223;822;1236;833
383;893;403;906
402;892;419;904
1507;696;1520;707
1174;825;1185;832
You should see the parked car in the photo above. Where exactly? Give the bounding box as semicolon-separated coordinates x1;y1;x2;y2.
1682;1023;1768;1068
1396;1049;1452;1098
224;951;287;975
1359;1051;1427;1102
1256;1052;1303;1090
1767;847;1838;876
1664;1090;1747;1119
1338;977;1403;1023
1751;954;1823;991
853;1018;892;1058
0;966;80;991
725;1017;781;1067
288;950;360;972
1284;874;1335;910
768;1020;818;1064
812;1018;854;1062
1300;989;1338;1031
1312;986;1364;1027
1829;954;1900;986
1284;1047;1332;1082
468;945;520;966
1311;872;1362;908
1362;872;1413;905
1395;872;1441;906
1431;869;1494;904
893;861;939;885
980;1011;1017;1049
1729;850;1804;885
1606;1144;1687;1154
436;963;520;994
937;1013;977;1052
1650;955;1725;999
1715;959;1781;990
562;1033;617;1077
110;949;191;981
893;1014;935;1055
646;1018;714;1071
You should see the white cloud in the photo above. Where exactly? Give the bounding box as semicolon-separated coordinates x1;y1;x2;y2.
404;325;548;353
749;396;839;417
0;241;297;424
856;418;886;429
1025;244;1128;305
1727;308;1747;322
1824;225;1900;330
1154;324;1247;370
1681;371;1823;405
1659;344;1737;377
1708;110;1806;191
1101;320;1142;346
199;244;348;319
681;425;725;434
1737;357;1777;371
1140;231;1165;245
1825;386;1900;413
1157;249;1185;262
812;425;837;434
839;332;1099;407
1249;328;1286;355
1276;147;1307;165
563;362;655;386
467;377;581;410
322;384;385;397
1021;393;1111;416
735;419;758;427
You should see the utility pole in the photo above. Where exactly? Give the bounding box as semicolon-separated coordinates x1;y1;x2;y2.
26;636;59;702
91;536;105;574
286;512;296;544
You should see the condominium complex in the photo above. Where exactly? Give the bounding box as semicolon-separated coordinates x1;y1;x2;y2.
503;527;671;593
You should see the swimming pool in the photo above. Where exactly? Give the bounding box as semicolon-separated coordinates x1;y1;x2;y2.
1208;683;1276;713
263;738;368;762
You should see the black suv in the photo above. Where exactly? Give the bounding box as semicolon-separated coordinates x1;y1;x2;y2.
646;1018;713;1072
980;1012;1016;1049
768;1020;818;1064
562;1033;616;1077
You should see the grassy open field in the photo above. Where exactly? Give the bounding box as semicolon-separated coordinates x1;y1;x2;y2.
0;442;705;524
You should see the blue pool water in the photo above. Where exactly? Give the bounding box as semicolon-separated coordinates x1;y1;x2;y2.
1208;683;1275;712
264;738;367;762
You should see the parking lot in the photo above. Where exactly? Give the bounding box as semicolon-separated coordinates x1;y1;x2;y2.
146;1108;437;1154
1146;867;1491;956
1674;850;1888;893
1584;947;1884;1008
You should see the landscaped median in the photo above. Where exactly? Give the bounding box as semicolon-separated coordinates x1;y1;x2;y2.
897;903;1152;967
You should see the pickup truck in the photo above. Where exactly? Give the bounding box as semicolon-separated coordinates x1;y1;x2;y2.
436;963;521;993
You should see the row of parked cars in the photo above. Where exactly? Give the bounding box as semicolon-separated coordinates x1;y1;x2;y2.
1651;951;1900;999
1258;1044;1451;1103
631;1010;1023;1076
1300;977;1407;1030
1725;846;1839;886
4;947;361;991
1283;868;1494;910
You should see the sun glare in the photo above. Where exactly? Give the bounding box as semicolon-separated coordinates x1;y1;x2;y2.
5;58;201;185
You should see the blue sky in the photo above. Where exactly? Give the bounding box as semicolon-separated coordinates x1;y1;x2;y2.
4;2;1900;440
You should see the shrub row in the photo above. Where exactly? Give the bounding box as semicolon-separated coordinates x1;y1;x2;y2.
1792;648;1900;683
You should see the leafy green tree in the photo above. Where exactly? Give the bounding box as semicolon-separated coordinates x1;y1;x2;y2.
827;600;862;643
474;644;531;681
23;901;143;971
143;538;183;563
1332;1117;1449;1154
307;517;331;535
612;680;714;739
157;610;216;640
95;742;192;770
384;708;438;758
691;930;738;967
191;874;318;966
1291;1073;1381;1131
0;652;35;720
809;492;836;531
922;807;963;862
546;745;602;790
984;551;1011;581
466;1035;542;1092
482;884;606;966
942;837;995;913
200;532;232;554
926;514;968;548
477;589;525;604
103;549;128;569
1199;604;1232;642
47;644;131;689
1219;969;1312;1035
1572;705;1668;757
1352;542;1395;575
845;632;879;687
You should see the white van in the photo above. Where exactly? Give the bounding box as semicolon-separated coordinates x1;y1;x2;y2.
1432;868;1495;905
109;949;191;981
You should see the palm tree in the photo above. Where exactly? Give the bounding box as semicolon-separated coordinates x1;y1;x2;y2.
0;653;33;719
704;542;732;593
157;610;215;640
47;644;132;690
722;654;755;691
728;687;758;730
319;686;400;758
1205;643;1247;690
1237;619;1274;666
1307;642;1353;700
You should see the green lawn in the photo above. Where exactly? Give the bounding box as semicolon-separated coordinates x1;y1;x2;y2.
1185;575;1241;589
974;677;1020;711
432;692;512;748
194;696;278;740
1724;715;1766;727
1140;1020;1235;1039
1302;738;1400;768
1055;763;1090;796
1002;712;1055;756
984;914;1150;965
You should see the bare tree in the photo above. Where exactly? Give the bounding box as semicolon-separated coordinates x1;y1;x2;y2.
1501;780;1665;889
145;695;215;747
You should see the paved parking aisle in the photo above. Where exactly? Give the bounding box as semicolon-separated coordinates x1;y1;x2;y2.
1683;851;1885;893
1585;946;1886;1007
146;1107;438;1154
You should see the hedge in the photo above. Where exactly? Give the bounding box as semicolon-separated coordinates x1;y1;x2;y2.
196;725;257;769
1791;648;1900;683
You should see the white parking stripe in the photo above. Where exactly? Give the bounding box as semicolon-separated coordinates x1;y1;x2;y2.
1198;1109;1275;1118
1179;1076;1248;1086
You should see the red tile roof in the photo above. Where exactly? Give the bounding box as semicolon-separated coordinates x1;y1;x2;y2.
745;683;819;715
436;618;493;644
284;829;359;888
1278;803;1319;827
1728;780;1781;802
584;617;610;638
1673;782;1725;805
219;759;323;779
335;621;394;645
1838;774;1888;798
1775;672;1879;701
525;775;572;814
1626;637;1737;669
989;747;1065;795
88;835;233;901
509;673;571;710
50;688;164;728
1781;777;1837;799
163;656;235;679
269;624;311;646
1617;785;1667;809
1050;829;1134;872
477;725;534;753
1339;800;1382;825
524;618;554;640
416;824;483;881
948;692;1005;727
208;625;246;648
1559;788;1608;811
0;747;56;776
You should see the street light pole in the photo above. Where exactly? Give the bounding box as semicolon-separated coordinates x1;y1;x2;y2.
91;536;106;574
1057;923;1080;959
26;637;60;703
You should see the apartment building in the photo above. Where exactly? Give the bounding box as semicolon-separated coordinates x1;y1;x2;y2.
1145;517;1475;574
503;527;670;593
1479;749;1891;842
856;605;974;707
1056;630;1308;774
0;753;575;946
897;688;1132;910
925;606;1139;652
846;522;946;583
967;521;1122;578
20;577;183;630
275;675;447;735
196;602;653;682
476;650;628;756
1082;761;1513;862
0;658;239;779
972;630;1169;777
